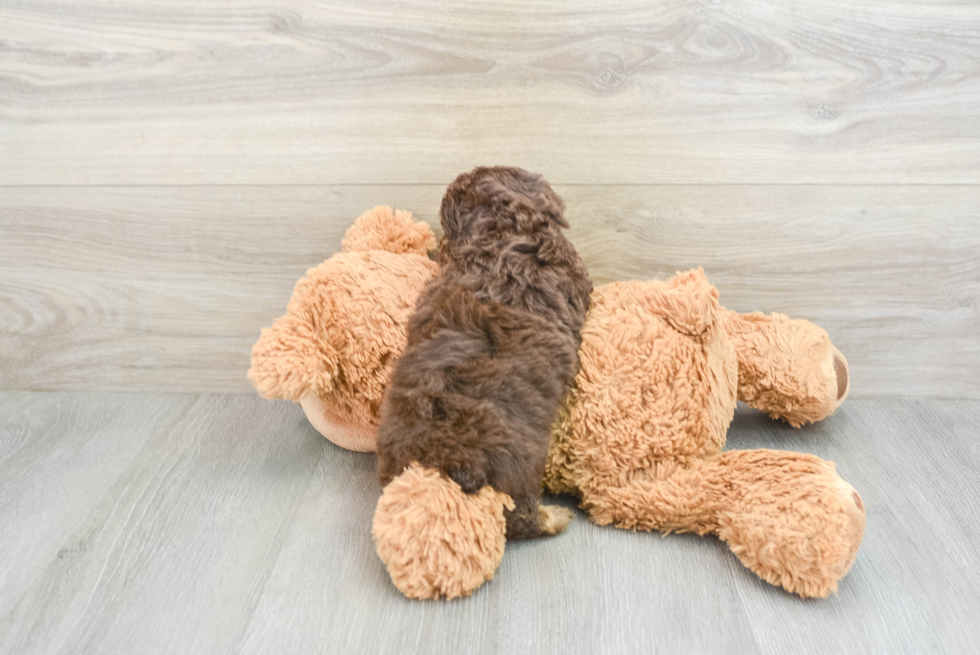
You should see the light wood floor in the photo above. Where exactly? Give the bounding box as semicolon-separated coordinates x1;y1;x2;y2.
1;394;977;655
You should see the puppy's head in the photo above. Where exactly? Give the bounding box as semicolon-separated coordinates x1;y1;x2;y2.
439;166;567;247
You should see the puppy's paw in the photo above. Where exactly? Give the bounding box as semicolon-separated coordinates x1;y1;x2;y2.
538;505;573;536
446;466;487;494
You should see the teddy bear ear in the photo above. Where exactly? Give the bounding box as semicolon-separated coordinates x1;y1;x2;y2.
341;206;436;256
651;267;721;337
248;309;339;402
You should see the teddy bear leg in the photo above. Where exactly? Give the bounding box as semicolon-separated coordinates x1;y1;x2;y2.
577;450;864;598
709;449;865;598
721;309;850;426
576;460;724;536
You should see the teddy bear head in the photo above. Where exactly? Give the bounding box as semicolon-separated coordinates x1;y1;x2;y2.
248;207;438;451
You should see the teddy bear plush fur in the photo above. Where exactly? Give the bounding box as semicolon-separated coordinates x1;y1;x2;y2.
249;206;438;451
250;206;864;601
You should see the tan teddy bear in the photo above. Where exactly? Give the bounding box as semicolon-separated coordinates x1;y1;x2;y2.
250;207;864;601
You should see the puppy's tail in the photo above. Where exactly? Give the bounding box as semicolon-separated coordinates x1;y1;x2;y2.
373;462;514;600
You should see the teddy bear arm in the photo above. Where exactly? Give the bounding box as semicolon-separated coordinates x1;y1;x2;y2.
721;309;850;426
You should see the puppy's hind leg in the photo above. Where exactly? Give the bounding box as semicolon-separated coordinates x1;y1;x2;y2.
538;504;573;535
505;494;572;540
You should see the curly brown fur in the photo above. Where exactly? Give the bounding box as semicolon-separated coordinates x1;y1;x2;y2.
376;166;592;540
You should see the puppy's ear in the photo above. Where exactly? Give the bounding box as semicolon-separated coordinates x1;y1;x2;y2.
505;168;568;229
519;169;567;228
535;189;568;228
439;185;466;242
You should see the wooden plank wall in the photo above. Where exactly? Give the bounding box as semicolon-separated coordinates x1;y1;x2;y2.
1;0;978;397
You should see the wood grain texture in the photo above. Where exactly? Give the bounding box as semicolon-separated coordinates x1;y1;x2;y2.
1;0;979;184
1;393;978;654
0;393;196;620
1;185;977;397
0;393;324;654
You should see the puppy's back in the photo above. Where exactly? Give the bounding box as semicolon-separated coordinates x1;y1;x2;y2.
377;166;591;540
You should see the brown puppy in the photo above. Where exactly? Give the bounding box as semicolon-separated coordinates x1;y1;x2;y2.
376;167;592;540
